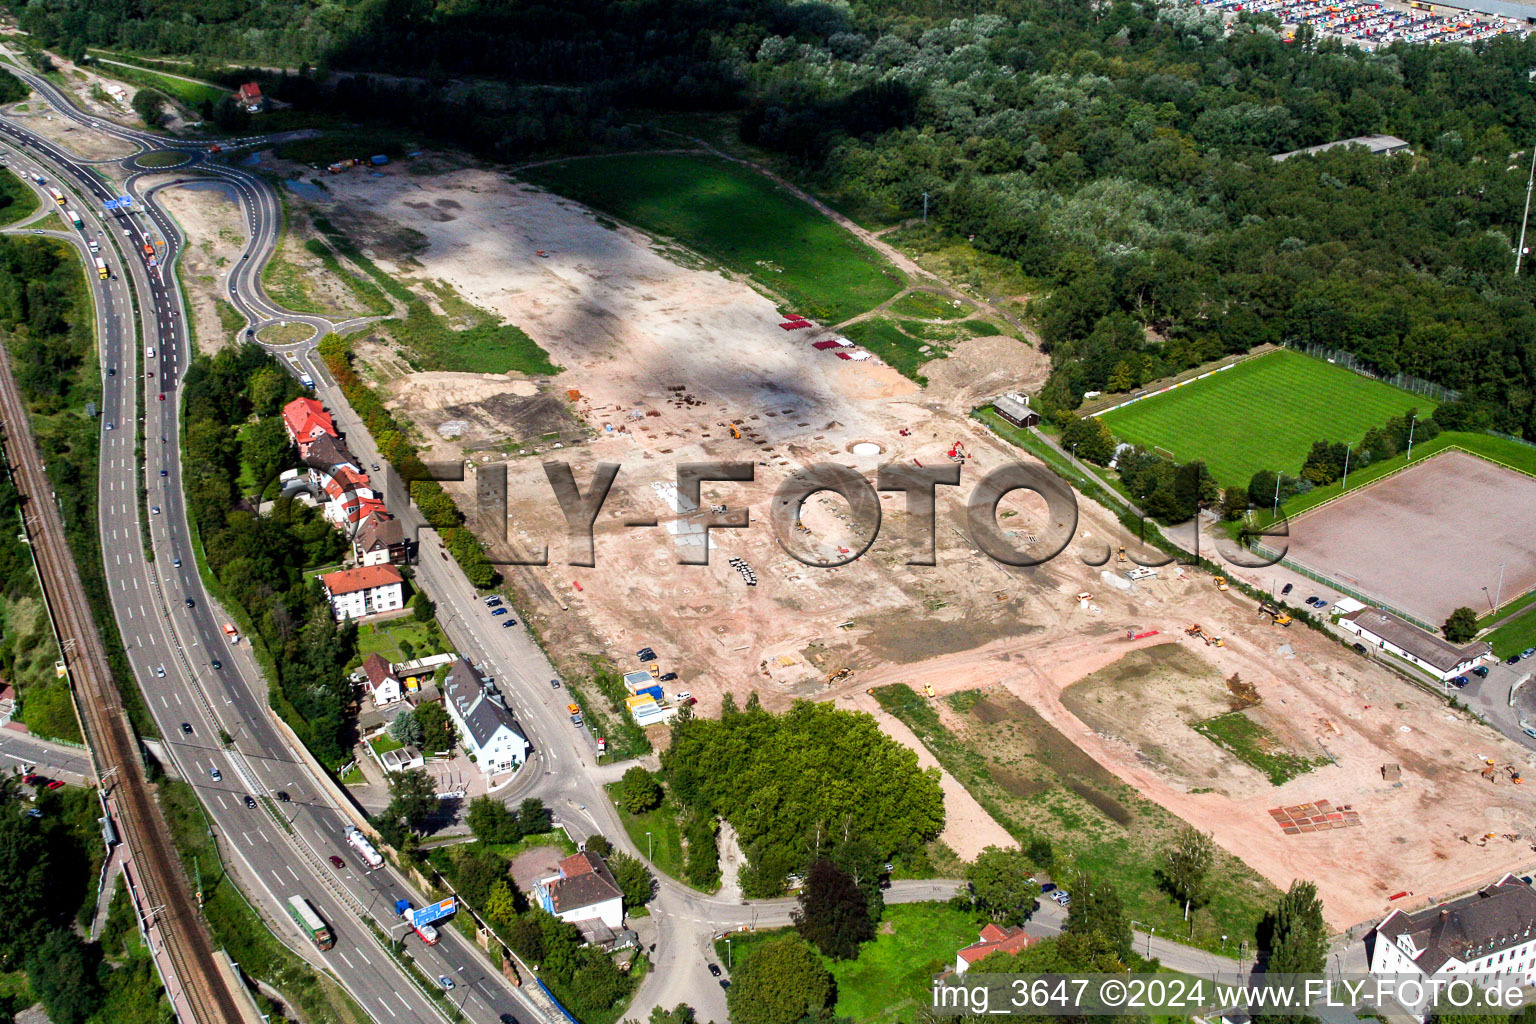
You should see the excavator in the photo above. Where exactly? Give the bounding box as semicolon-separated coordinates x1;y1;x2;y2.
729;423;742;439
1213;576;1229;592
827;667;852;685
1186;623;1225;647
1259;602;1293;627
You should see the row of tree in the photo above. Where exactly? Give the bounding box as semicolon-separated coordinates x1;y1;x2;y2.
181;345;357;766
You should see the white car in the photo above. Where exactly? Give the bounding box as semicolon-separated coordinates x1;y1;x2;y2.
155;665;165;678
151;506;160;515
209;767;221;781
673;691;691;702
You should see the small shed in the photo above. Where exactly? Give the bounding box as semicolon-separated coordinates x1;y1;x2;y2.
993;391;1040;428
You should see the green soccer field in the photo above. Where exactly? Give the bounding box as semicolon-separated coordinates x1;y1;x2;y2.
520;154;903;324
1100;350;1436;487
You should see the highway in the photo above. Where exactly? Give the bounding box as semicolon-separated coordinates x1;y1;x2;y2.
0;59;544;1024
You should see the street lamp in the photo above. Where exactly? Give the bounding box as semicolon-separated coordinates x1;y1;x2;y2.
726;936;732;969
1070;442;1078;465
646;831;652;862
1497;562;1507;614
1147;926;1155;958
1340;443;1353;491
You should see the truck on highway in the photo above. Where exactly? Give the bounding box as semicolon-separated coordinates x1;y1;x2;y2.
298;372;314;389
66;209;81;229
223;622;240;643
286;896;335;951
94;257;107;280
47;187;63;206
395;900;440;945
344;825;383;870
30;174;44;186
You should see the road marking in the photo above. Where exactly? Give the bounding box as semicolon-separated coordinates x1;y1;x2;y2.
395;993;412;1012
338;950;355;970
377;998;397;1019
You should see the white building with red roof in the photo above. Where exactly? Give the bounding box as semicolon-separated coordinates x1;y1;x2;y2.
320;564;404;621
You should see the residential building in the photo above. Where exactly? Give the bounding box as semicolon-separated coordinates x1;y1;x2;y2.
955;923;1038;974
354;512;408;565
1273;134;1412;162
361;653;401;707
300;433;359;475
533;851;624;931
992;392;1041;429
282;397;336;449
1339;607;1492;681
236;82;267;112
1369;873;1536;1018
441;658;529;774
320;564;405;621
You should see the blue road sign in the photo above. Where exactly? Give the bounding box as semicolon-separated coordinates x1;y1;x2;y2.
411;897;457;928
103;197;133;211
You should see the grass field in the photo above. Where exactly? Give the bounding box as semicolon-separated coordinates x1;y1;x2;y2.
1101;350;1435;487
840;317;947;384
353;616;445;666
520;154;903;324
1191;712;1327;786
1486;610;1536;660
714;902;979;1023
607;783;690;886
889;289;970;320
135;150;188;169
0;167;40;226
92;61;227;108
872;683;1277;952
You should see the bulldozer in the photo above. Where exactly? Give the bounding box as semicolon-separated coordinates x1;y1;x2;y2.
1117;546;1128;564
923;682;936;698
1214;576;1229;592
1259;602;1293;627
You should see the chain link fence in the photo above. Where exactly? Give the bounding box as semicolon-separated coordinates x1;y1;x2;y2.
1247;540;1440;633
1283;341;1460;404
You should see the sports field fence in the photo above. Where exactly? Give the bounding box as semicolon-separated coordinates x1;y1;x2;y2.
1246;540;1440;633
1283;341;1460;404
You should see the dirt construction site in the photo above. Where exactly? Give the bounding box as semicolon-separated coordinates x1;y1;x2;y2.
298;154;1536;931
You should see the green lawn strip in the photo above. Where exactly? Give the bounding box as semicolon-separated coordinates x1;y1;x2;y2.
841;317;940;384
1190;712;1326;786
158;779;369;1024
1486;608;1536;660
0;166;42;226
260;203;328;316
214;298;245;338
871;683;1275;953
304;238;392;316
520;153;903;324
1101;349;1435;488
136;150;188;169
352;617;445;666
889;289;970;320
89;60;226;108
310;216;556;375
1480;589;1536;630
369;732;404;756
606;783;687;883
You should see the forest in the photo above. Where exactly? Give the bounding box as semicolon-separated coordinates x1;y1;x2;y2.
12;0;1536;436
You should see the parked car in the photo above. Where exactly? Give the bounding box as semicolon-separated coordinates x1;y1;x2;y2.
638;651;657;662
501;618;517;628
659;672;678;682
1040;882;1057;893
1281;583;1293;595
21;774;37;785
209;767;221;781
1352;643;1368;655
1523;648;1536;661
1052;891;1072;906
491;607;509;617
707;964;722;978
25;808;41;819
1304;596;1319;606
181;722;193;735
1473;666;1491;678
674;692;692;703
550;679;561;689
483;596;501;606
243;795;256;808
1452;676;1470;688
1511;654;1524;665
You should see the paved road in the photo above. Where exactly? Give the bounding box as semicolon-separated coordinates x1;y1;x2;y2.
0;729;93;782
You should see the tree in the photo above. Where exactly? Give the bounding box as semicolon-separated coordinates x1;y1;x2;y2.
1163;827;1215;920
131;88;166;127
584;833;614;857
1061;413;1116;464
25;929;101;1024
452;848;506;908
388;709;423;747
466;795;522;844
646;1006;697;1024
1064;871;1133;961
793;858;874;959
1267;880;1327;975
518;797;550;834
240;416;290;499
725;934;834;1024
415;699;455;753
619;766;663;815
608;851;656;908
1221;486;1247;521
411;590;436;622
966;845;1041;927
1444;606;1479;643
483;880;520;934
383;767;437;835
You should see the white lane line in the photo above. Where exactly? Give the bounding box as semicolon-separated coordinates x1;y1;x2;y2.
286;864;299;882
337;950;355;970
377;998;397;1020
394;993;412;1013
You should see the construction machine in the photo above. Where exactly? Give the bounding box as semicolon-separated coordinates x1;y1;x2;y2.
827;667;852;685
729;423;742;439
1185;624;1225;647
923;682;936;698
1259;602;1293;626
947;441;969;463
1117;546;1127;564
1214;576;1229;592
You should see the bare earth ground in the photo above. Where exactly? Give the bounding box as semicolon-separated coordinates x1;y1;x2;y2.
290;157;1536;930
153;179;248;353
1286;450;1536;624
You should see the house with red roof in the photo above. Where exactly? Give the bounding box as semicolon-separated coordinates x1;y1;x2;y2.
320;564;404;621
955;923;1038;974
282;397;336;449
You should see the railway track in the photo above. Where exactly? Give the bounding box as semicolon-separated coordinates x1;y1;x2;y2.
0;342;241;1024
